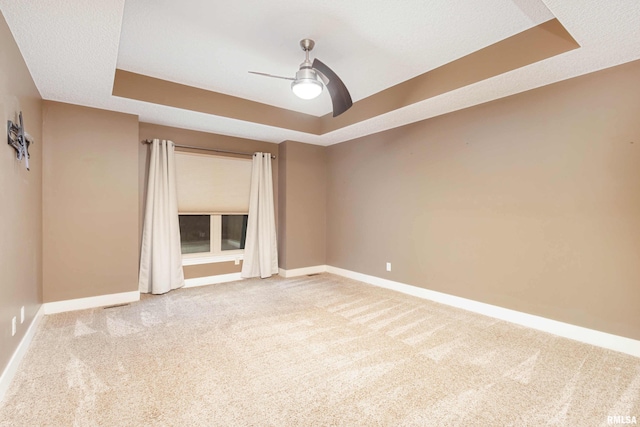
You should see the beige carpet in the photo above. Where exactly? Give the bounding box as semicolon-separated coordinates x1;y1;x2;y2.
1;274;638;426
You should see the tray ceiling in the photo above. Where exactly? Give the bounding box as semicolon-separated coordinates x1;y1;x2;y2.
1;0;639;145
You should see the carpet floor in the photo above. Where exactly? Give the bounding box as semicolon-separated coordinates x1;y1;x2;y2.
0;274;638;426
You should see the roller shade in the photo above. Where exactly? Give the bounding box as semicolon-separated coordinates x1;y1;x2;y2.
175;152;252;213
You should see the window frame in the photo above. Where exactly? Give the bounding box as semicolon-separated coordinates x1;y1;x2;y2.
179;212;247;266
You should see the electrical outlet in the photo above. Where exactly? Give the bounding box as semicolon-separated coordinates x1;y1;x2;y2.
20;306;25;324
11;317;16;336
386;262;391;272
234;257;240;266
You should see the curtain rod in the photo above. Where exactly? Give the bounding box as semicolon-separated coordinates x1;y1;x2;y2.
141;139;276;159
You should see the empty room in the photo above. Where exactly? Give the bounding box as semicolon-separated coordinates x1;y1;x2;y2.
1;1;639;425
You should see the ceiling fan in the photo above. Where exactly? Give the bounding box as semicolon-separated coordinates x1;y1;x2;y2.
249;39;353;117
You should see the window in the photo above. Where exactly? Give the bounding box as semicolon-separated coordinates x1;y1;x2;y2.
179;215;211;254
221;214;248;251
174;152;252;260
179;214;248;256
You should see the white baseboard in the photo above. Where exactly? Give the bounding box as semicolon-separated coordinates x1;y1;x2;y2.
326;266;640;358
184;272;242;288
43;291;140;315
279;265;328;278
0;305;44;404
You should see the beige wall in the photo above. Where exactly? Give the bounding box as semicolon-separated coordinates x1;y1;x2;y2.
43;102;139;302
278;141;327;270
326;60;640;340
139;123;278;278
183;262;243;279
0;11;43;377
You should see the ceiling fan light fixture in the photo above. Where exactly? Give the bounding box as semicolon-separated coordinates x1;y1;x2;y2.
249;38;352;115
291;78;323;99
291;66;323;100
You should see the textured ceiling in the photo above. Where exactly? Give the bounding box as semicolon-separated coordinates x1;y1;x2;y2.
1;0;640;146
117;0;553;117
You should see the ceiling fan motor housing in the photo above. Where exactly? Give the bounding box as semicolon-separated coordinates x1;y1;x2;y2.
296;39;322;85
295;65;320;82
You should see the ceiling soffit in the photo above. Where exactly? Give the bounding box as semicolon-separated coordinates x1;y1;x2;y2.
112;19;578;136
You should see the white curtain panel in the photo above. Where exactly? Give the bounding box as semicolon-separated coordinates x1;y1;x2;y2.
139;139;185;294
241;153;279;279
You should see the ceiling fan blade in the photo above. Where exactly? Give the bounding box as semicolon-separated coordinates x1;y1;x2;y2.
311;59;353;117
248;71;295;81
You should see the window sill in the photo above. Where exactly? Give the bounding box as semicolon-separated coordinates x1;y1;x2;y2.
182;253;244;266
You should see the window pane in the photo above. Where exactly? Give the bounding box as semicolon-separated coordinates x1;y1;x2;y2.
179;215;210;254
221;215;248;251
